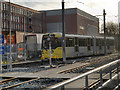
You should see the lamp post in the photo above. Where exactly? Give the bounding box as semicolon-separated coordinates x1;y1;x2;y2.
62;0;66;63
9;0;12;71
48;34;52;67
95;10;107;55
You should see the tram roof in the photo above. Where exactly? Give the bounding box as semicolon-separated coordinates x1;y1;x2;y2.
43;33;114;39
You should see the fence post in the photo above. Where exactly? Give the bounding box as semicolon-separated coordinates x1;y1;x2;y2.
85;75;88;90
109;65;112;79
117;63;119;80
61;85;65;90
100;70;103;86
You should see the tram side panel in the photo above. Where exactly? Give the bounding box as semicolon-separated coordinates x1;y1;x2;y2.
93;37;97;55
41;33;115;60
65;37;74;58
86;38;94;56
78;38;88;56
106;39;114;54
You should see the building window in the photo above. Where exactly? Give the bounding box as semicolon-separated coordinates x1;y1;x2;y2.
11;15;12;21
21;9;23;14
4;22;5;29
18;16;20;22
24;10;27;16
6;4;8;11
13;6;15;12
14;23;15;29
18;24;19;29
11;6;12;12
6;22;8;29
3;4;6;10
19;8;21;14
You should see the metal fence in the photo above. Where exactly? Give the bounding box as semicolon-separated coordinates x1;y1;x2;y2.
2;44;19;64
2;42;41;64
48;59;120;90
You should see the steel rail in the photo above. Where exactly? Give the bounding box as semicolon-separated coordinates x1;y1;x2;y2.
58;54;118;74
1;77;17;84
1;78;40;90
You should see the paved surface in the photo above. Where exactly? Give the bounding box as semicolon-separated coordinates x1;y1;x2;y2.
2;60;42;66
1;62;89;78
0;61;104;89
1;59;119;89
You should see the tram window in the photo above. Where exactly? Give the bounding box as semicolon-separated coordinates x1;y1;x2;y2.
99;39;101;46
108;39;114;46
79;39;86;46
91;39;93;46
51;38;61;49
66;38;74;47
42;38;49;49
110;40;114;46
88;46;91;51
107;45;110;49
96;39;99;46
106;39;109;45
87;38;93;46
84;39;87;46
99;46;102;50
102;39;104;46
87;39;89;46
42;37;61;49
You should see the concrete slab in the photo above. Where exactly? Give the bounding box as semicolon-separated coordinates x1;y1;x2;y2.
64;78;96;89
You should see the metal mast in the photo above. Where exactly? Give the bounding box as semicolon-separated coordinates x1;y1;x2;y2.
9;0;12;71
103;9;107;55
62;0;66;63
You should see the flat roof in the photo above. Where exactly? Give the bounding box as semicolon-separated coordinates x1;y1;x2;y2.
3;1;39;13
45;8;99;22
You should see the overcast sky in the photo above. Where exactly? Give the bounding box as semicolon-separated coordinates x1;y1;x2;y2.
4;0;120;23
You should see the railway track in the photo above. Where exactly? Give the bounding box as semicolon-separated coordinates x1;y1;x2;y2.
48;55;120;89
1;53;119;89
1;77;68;90
1;78;39;90
58;54;119;74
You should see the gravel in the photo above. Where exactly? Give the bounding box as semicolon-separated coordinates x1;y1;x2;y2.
13;78;68;89
2;56;95;73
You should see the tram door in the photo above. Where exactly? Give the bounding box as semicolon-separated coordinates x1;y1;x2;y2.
74;37;79;52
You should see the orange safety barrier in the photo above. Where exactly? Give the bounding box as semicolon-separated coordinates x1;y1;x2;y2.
19;48;24;51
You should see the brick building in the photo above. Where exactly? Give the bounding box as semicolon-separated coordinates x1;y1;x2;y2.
1;1;44;44
0;1;99;44
45;8;99;36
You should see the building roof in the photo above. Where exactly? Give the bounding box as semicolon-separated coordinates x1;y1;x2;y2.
45;8;99;22
3;1;40;13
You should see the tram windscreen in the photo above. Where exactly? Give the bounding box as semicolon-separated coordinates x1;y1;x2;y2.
42;35;61;49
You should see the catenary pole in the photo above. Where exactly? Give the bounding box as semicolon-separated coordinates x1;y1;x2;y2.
9;0;12;71
103;9;107;55
62;0;66;63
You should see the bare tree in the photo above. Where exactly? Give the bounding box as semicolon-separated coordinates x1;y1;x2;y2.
101;22;119;36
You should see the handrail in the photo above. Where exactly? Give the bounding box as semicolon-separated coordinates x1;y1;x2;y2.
49;59;120;89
